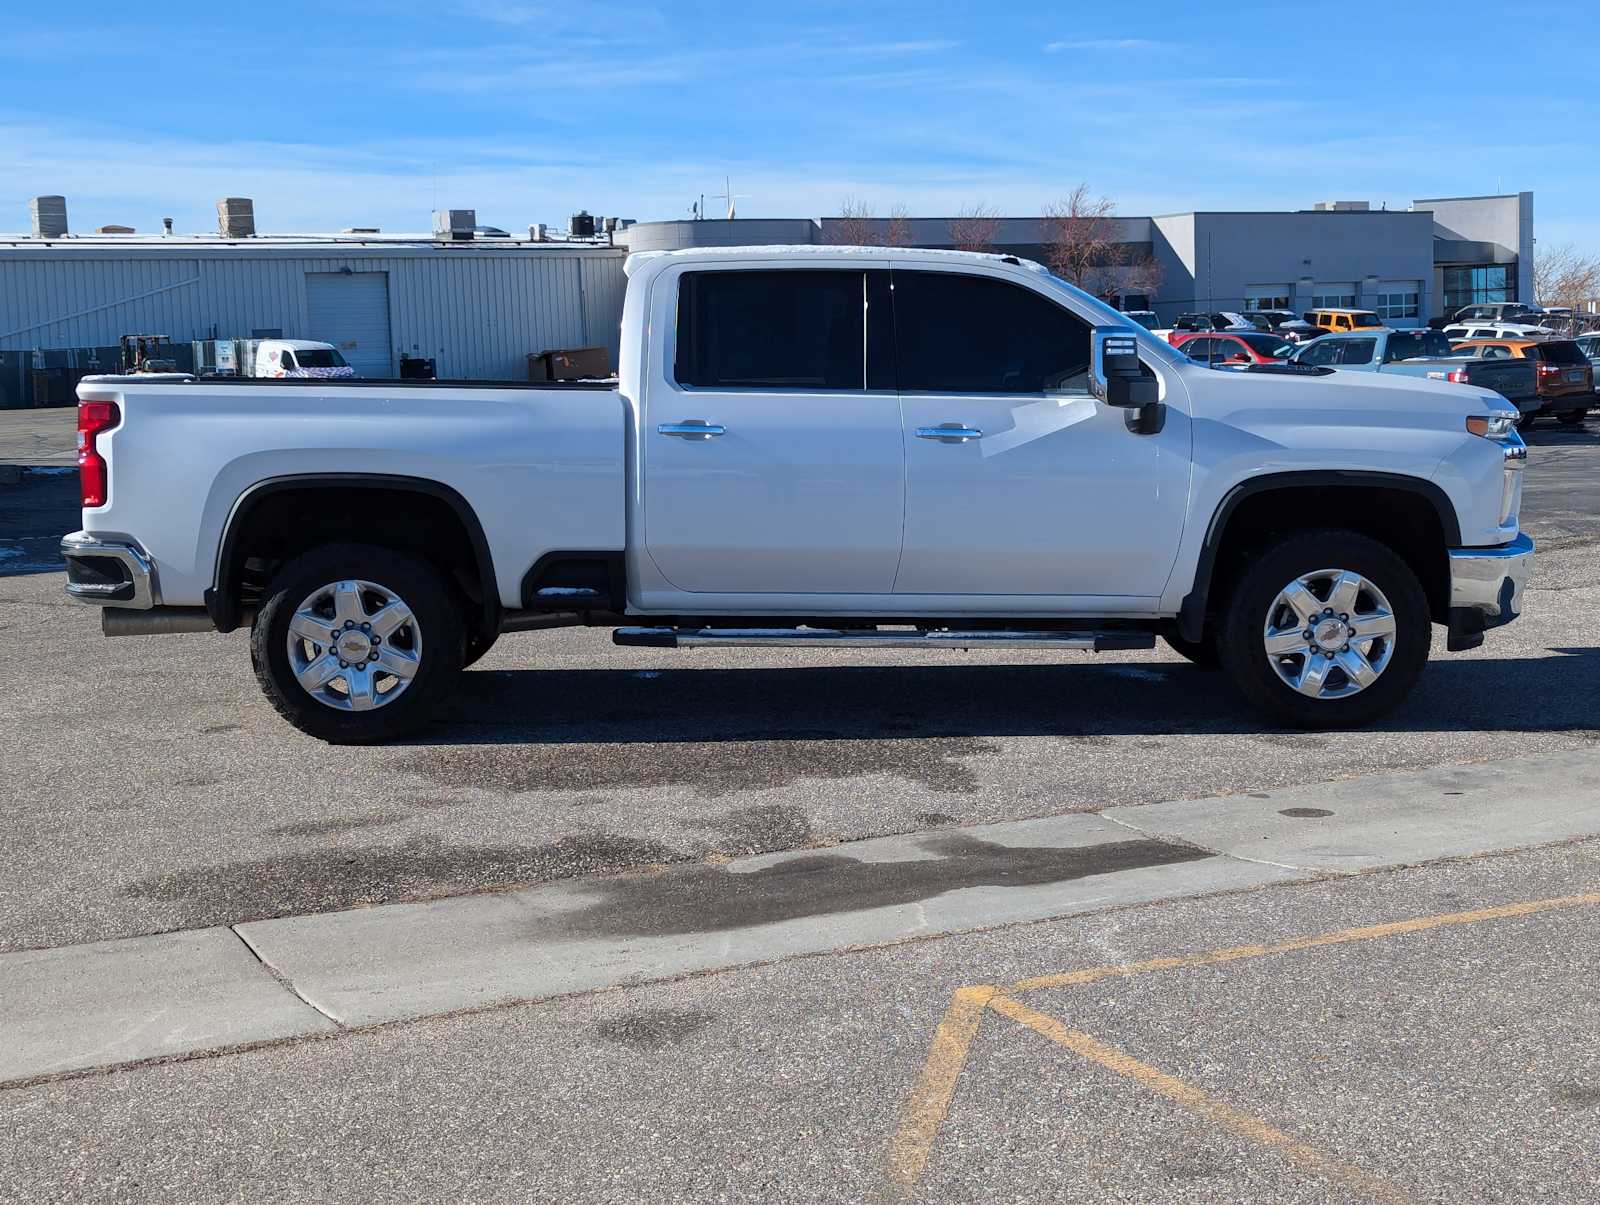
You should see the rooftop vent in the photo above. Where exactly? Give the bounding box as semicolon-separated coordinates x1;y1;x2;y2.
433;209;475;240
162;217;174;235
569;210;595;239
29;195;68;238
1312;200;1370;212
529;223;547;242
96;224;135;234
217;197;256;237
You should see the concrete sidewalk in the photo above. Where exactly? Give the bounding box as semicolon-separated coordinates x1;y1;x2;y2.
5;747;1599;1084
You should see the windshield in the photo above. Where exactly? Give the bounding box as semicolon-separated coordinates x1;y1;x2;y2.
1351;313;1381;328
294;348;348;368
1385;331;1453;360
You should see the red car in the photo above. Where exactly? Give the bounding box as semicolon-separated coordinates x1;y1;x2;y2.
1172;330;1295;365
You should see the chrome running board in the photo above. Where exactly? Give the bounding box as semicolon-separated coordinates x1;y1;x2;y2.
612;627;1154;651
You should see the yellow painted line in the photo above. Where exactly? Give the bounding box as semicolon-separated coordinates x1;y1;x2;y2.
987;993;1416;1205
1006;891;1600;994
883;985;996;1197
884;891;1600;1196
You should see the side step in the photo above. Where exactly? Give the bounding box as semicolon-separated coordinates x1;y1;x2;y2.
612;627;1155;651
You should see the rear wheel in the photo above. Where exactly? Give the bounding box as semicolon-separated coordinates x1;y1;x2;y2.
1557;408;1587;427
1217;530;1430;729
251;543;464;743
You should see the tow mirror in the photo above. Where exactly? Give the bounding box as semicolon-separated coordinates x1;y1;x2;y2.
1091;326;1163;433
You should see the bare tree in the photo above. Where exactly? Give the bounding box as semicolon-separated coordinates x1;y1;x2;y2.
830;197;881;246
947;203;1001;254
885;203;914;248
1533;242;1600;309
1118;247;1165;307
1043;184;1116;296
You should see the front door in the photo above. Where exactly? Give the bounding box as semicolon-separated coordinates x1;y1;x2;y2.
641;264;905;595
890;267;1190;601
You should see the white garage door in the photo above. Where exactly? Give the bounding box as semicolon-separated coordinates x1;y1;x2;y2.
305;272;392;378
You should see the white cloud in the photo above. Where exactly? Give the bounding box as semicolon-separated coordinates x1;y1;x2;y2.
1044;38;1174;52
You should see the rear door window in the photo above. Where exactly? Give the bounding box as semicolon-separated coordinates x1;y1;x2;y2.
892;270;1092;393
675;269;865;390
1340;338;1377;365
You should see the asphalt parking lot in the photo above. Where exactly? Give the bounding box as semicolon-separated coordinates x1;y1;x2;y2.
2;407;1599;1200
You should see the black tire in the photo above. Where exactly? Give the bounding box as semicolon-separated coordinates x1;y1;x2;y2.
1217;529;1431;729
1557;408;1587;427
1516;410;1539;431
251;542;464;744
1162;631;1221;669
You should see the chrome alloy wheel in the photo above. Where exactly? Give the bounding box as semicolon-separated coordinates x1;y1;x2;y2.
285;579;422;711
1262;568;1396;700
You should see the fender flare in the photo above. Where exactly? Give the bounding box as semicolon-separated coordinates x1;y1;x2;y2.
1177;470;1461;642
206;473;498;634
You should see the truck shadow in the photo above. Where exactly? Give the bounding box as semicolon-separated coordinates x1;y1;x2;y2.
424;647;1600;747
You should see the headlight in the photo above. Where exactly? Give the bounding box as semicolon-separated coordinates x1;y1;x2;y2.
1465;411;1518;439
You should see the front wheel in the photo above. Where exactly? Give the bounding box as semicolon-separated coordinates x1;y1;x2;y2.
1217;530;1431;729
251;543;464;743
1516;410;1540;431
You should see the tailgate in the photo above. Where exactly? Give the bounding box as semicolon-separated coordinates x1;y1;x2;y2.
1465;359;1537;401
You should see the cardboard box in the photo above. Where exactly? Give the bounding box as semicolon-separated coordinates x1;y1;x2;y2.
538;346;611;381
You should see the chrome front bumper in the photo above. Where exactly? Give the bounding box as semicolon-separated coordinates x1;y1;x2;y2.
1448;532;1533;643
59;531;159;609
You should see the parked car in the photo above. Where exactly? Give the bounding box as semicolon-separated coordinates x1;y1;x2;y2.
1274;318;1325;344
1120;310;1161;331
1576;334;1600;394
1449;339;1595;426
1241;309;1299;333
1449;303;1543;325
1166;312;1257;345
1443;323;1556;342
1304;308;1384;334
1290;329;1538;415
61;245;1533;742
1172;331;1294;365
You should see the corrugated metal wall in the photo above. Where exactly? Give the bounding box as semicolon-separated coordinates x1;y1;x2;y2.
0;245;628;380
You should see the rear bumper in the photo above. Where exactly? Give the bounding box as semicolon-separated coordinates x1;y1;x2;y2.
1446;532;1533;650
59;531;158;608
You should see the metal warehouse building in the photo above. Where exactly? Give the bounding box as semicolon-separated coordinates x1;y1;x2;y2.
0;220;627;406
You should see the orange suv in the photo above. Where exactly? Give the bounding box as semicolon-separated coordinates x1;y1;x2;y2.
1449;338;1595;427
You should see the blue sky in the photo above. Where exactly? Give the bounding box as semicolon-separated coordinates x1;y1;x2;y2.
2;2;1595;250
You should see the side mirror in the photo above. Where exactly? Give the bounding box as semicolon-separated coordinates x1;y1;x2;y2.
1091;328;1160;406
1091;326;1164;434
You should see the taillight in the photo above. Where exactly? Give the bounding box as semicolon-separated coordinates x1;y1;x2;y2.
1536;363;1559;376
1446;369;1469;384
77;400;119;507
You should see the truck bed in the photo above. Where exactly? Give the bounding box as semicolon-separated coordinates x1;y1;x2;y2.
74;376;627;610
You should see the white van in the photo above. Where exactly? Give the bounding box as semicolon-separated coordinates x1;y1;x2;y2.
254;340;356;379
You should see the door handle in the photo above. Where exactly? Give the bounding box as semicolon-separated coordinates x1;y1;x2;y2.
915;424;983;443
658;420;726;439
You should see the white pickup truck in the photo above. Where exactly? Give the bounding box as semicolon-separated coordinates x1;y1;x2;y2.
61;246;1533;743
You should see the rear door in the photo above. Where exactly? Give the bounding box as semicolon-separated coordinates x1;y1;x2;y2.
639;263;905;594
890;266;1190;600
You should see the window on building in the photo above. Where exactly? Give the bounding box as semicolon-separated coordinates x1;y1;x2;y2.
891;271;1092;393
1312;293;1358;309
1443;265;1515;310
1376;291;1420;320
1120;293;1150;311
1244;292;1291;310
674;270;864;390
